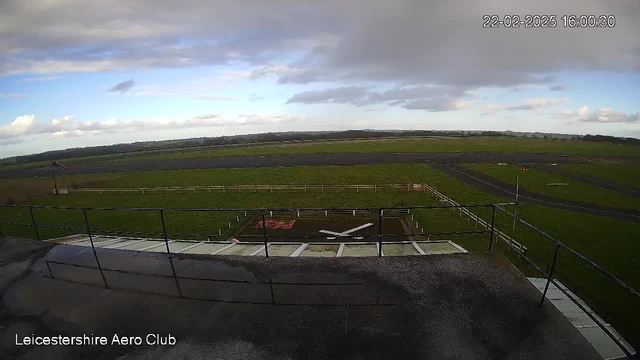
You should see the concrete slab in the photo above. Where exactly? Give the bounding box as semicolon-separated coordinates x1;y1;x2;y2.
264;244;300;257
382;243;420;256
579;326;630;360
181;242;227;254
147;241;197;253
528;277;635;359
300;244;339;257
341;244;378;257
418;242;463;255
218;243;263;256
117;240;161;251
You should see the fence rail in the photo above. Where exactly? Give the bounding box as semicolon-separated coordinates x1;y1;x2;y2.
64;184;419;194
421;183;529;257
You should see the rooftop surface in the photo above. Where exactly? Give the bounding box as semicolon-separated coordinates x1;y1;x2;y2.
0;236;602;359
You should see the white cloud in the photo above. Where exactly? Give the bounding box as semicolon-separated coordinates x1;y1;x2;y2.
508;98;569;111
0;113;309;143
22;75;60;82
286;85;475;112
553;106;640;124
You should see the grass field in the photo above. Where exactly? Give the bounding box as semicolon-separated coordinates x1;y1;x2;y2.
94;137;640;164
1;163;638;342
4;137;640;171
558;163;640;188
463;163;640;211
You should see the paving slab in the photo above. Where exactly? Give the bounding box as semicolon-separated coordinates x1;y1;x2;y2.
181;242;228;254
382;243;420;256
341;244;378;257
265;244;300;257
218;243;263;256
418;242;462;255
146;241;197;253
300;244;339;257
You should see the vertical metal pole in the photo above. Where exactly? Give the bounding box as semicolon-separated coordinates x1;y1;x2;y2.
378;209;383;258
540;244;560;306
488;205;496;251
513;175;519;232
261;210;269;258
159;210;171;255
83;209;108;288
29;206;40;240
52;166;58;195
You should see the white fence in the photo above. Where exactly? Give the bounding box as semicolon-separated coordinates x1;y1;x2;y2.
422;183;528;257
64;184;417;194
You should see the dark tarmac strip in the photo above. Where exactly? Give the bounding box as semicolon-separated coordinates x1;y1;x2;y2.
0;236;602;360
1;151;636;180
429;162;640;223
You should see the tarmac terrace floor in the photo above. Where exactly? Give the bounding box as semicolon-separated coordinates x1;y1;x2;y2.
0;237;601;360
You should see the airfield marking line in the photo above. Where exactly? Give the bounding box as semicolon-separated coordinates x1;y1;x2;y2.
212;243;237;255
290;243;308;257
175;242;205;253
336;243;345;257
412;242;426;255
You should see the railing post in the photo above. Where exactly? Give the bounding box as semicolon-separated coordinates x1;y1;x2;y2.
378;208;383;258
83;208;108;288
159;210;171;255
261;210;269;258
488;205;496;251
29;206;40;241
540;244;560;306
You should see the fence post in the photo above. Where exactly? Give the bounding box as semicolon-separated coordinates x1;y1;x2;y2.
488;205;496;251
82;208;108;287
378;208;383;258
540;244;560;306
28;206;40;241
261;210;269;258
159;210;171;255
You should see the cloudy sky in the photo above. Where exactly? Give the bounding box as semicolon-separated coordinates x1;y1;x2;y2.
1;0;639;157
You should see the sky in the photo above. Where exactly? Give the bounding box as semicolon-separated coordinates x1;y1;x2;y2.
1;0;639;158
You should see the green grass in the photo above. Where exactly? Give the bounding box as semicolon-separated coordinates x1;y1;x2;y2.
0;173;126;203
6;137;638;169
558;163;640;188
1;163;638;342
98;164;446;187
99;137;640;163
463;163;640;211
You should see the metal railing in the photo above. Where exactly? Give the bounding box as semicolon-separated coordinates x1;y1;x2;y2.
1;200;637;357
494;205;638;359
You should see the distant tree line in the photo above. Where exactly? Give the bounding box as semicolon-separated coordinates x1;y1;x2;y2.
582;134;640;146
